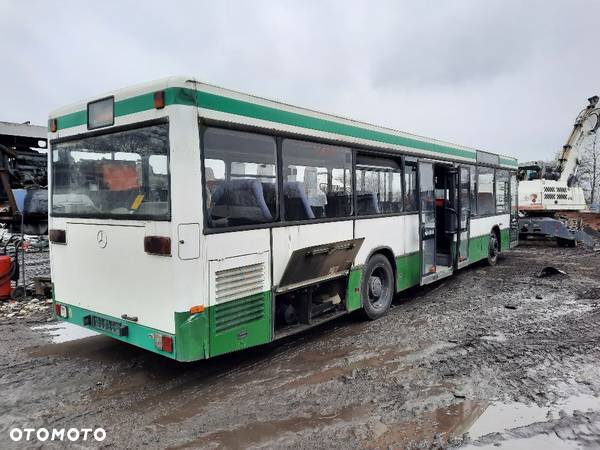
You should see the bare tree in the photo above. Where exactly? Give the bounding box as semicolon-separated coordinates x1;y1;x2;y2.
580;132;600;207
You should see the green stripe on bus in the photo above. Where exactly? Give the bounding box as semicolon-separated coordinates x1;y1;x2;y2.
52;88;195;131
208;291;272;358
52;86;477;160
396;251;421;291
195;90;476;160
468;229;510;262
468;234;491;263
500;228;510;251
500;157;518;167
175;309;209;362
346;268;363;311
54;110;87;130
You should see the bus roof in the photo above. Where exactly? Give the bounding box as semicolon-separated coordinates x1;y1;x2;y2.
49;76;518;169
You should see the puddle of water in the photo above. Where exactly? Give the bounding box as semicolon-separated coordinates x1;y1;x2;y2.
31;322;98;343
373;393;600;448
468;393;600;440
468;402;549;439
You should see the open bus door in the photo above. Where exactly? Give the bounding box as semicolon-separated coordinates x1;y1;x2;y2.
419;162;437;285
510;172;519;247
456;166;471;269
419;162;461;285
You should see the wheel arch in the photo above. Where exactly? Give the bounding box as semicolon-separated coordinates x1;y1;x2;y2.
365;246;397;290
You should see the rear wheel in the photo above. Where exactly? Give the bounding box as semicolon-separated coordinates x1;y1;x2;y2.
486;232;499;266
359;254;394;320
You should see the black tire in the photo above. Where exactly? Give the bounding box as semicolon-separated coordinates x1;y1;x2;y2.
486;232;499;266
359;254;394;320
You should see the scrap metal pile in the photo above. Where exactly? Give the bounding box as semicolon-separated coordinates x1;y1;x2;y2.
0;121;48;235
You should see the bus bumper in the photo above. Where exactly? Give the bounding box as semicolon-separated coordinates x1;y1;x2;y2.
52;301;208;362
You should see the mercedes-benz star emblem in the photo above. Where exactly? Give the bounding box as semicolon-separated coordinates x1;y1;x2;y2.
97;230;108;248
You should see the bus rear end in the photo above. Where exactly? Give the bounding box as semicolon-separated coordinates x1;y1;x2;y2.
48;79;205;361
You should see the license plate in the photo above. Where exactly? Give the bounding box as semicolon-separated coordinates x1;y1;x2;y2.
83;315;128;337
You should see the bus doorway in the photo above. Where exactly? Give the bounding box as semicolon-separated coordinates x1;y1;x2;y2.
419;162;460;285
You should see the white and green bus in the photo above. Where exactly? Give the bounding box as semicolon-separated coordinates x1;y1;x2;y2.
48;77;518;361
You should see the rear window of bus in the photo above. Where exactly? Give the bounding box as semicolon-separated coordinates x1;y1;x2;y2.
51;123;170;219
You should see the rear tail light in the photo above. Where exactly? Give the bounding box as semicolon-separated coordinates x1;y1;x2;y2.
162;336;173;353
153;90;165;109
144;236;171;256
152;333;173;353
54;303;68;318
49;229;66;244
49;118;57;132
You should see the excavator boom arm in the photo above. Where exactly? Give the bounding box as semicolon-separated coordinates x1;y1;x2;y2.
557;95;600;183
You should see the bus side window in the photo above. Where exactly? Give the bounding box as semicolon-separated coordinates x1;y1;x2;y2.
469;166;477;217
355;154;402;216
403;162;418;212
281;139;352;221
476;166;496;215
202;128;278;228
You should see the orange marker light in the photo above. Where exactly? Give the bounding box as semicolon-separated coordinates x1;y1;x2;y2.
190;305;205;314
153;91;165;109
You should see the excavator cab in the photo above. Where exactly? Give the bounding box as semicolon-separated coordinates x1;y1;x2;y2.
518;162;544;181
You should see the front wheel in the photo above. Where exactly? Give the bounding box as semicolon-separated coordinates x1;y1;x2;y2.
486;232;499;266
359;254;394;320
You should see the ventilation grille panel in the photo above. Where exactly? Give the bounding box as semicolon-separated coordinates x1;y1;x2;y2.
215;262;265;304
214;293;265;334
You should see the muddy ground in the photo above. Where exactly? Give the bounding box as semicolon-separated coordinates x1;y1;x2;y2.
1;244;600;449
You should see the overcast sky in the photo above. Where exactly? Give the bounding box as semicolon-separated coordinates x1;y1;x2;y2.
1;1;599;161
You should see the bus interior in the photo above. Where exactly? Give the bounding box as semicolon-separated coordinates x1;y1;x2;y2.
433;164;458;270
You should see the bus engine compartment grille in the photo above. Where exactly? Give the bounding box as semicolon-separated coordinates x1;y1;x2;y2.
213;293;265;334
214;262;265;303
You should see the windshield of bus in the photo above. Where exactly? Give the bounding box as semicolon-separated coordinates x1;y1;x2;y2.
51;123;170;219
